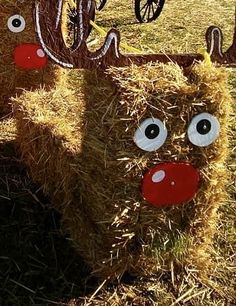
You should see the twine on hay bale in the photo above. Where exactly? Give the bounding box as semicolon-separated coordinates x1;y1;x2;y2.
13;61;232;280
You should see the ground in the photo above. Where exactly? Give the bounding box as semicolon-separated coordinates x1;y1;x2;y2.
0;0;235;305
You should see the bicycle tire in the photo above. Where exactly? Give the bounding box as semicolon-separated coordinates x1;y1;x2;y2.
68;2;95;40
135;0;165;23
96;0;107;11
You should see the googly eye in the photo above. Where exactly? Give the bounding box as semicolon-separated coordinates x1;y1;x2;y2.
134;118;168;152
7;15;26;33
187;112;220;147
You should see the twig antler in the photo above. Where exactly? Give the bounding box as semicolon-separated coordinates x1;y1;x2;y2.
206;8;236;67
34;0;203;69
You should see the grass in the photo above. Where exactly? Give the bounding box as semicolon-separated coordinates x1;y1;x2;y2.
0;0;235;305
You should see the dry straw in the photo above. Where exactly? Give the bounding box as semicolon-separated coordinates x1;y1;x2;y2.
13;60;232;281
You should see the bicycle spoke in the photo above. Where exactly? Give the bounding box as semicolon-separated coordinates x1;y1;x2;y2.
151;3;155;16
147;5;151;21
142;4;149;21
140;2;148;12
153;1;160;8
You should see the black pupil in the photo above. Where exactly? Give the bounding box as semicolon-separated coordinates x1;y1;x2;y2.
12;18;21;28
196;119;211;135
145;124;160;139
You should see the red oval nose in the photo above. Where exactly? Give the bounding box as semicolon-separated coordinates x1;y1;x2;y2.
142;162;199;207
14;44;48;70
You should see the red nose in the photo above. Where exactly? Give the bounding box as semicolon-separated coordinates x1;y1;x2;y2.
14;43;48;69
142;162;199;207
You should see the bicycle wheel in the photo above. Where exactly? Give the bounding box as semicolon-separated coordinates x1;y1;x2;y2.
68;2;95;39
96;0;107;11
135;0;165;23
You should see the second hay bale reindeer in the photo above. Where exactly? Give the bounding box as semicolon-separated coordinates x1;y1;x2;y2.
14;0;233;279
0;0;53;116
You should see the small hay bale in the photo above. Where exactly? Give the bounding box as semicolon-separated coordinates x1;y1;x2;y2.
0;0;57;116
0;118;16;144
13;62;232;280
0;118;18;173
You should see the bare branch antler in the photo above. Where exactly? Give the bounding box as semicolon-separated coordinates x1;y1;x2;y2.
34;0;124;68
206;8;236;67
34;0;203;69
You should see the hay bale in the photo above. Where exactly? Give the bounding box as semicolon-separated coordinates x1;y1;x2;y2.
13;62;232;279
0;118;18;176
0;118;16;144
0;0;56;116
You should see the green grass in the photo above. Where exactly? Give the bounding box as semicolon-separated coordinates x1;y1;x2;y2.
0;0;235;305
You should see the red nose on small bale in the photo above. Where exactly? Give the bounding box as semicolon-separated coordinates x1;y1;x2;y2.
13;61;232;280
142;162;200;206
14;44;48;70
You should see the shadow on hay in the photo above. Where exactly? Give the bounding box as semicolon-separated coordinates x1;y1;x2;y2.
0;141;98;305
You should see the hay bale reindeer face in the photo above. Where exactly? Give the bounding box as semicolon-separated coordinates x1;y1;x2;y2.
14;62;232;278
78;63;231;276
108;65;223;208
0;0;53;114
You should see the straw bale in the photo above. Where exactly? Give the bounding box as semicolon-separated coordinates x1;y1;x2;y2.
0;118;16;144
0;0;57;116
0;118;18;177
13;62;232;280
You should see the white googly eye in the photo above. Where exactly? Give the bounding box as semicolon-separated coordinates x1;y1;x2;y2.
134;118;168;152
7;15;26;33
187;112;220;147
